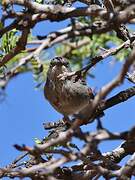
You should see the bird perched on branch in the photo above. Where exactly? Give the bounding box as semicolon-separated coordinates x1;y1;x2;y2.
44;56;95;121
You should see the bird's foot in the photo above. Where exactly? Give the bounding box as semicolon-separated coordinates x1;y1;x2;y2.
63;116;72;127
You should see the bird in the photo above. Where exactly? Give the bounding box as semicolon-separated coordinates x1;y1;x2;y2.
44;56;95;121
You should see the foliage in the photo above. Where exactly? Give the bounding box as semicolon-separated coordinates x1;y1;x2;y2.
0;29;18;57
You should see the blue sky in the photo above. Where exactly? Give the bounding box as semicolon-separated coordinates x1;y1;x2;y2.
0;3;135;180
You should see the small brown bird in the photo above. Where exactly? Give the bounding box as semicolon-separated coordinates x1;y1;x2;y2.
44;57;94;120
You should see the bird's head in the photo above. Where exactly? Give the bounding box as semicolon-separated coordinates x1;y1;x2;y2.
48;57;70;77
50;56;69;67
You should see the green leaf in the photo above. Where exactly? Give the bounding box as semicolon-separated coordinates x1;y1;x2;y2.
1;29;18;55
34;138;42;144
35;0;43;3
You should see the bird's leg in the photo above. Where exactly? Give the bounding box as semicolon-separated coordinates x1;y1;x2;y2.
63;115;72;127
